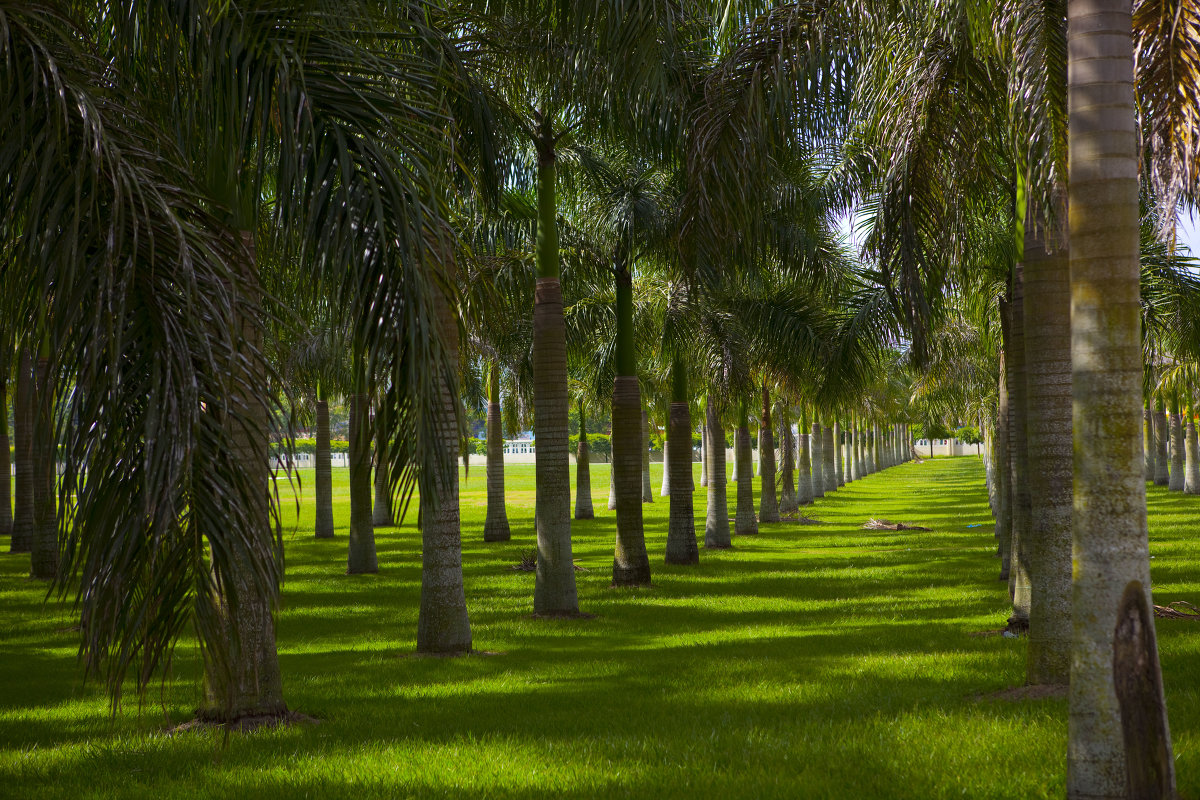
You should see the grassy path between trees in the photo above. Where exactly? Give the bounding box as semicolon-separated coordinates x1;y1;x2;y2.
0;456;1197;798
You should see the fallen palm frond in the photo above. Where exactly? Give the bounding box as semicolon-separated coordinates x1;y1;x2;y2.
780;512;823;524
1153;601;1200;620
861;518;931;531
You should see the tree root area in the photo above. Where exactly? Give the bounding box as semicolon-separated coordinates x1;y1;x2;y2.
1154;601;1200;620
780;513;822;524
172;710;319;734
975;684;1067;702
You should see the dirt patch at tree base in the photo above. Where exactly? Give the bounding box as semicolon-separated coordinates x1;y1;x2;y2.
170;710;319;734
975;684;1067;702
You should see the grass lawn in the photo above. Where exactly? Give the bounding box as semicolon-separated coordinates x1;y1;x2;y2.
0;456;1197;799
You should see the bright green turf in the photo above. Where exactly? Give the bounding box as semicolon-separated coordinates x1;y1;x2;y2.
1;457;1197;799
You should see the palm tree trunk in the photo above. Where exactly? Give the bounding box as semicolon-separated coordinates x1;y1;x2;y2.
996;350;1012;581
734;399;757;536
532;140;578;615
10;350;32;553
1186;406;1200;494
30;345;57;581
416;274;472;654
372;400;394;527
665;357;697;564
0;365;11;541
347;379;377;574
575;399;594;520
704;398;731;548
1168;396;1185;491
1067;4;1175;791
797;413;813;505
1153;400;1169;485
778;405;797;513
1143;408;1155;481
485;363;512;539
611;254;651;586
822;424;836;494
810;421;824;498
1003;282;1032;628
1022;201;1072;685
660;437;670;497
700;423;708;487
201;232;285;722
758;384;779;523
834;420;845;487
314;390;334;539
871;422;881;474
608;461;617;510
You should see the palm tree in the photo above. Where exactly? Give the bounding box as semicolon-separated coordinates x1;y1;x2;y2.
347;352;377;575
9;350;31;554
703;397;732;549
1066;0;1175;792
485;362;514;538
0;347;10;541
758;383;780;523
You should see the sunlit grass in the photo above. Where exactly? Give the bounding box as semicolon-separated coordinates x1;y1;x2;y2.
0;457;1197;798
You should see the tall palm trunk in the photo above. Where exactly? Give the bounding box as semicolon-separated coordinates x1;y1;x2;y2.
758;384;779;523
734;399;757;536
996;350;1012;580
1152;400;1169;485
575;400;595;520
665;357;698;564
372;400;394;527
202;233;284;722
1022;202;1072;684
484;363;512;539
703;398;731;548
10;350;32;553
871;422;881;474
314;390;334;539
608;462;617;510
30;345;57;580
822;424;836;494
641;408;653;503
660;438;670;497
699;423;708;487
1168;396;1184;491
1186;400;1199;494
611;254;651;587
778;406;797;513
346;374;377;574
834;420;845;487
416;274;471;654
1143;408;1155;481
810;421;824;498
1003;283;1032;628
532;134;578;615
0;365;11;540
1067;3;1175;792
797;414;813;506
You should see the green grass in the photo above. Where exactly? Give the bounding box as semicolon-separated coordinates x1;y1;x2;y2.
1;457;1197;799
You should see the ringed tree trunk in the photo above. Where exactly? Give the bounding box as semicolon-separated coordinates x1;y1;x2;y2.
834;420;844;487
372;400;394;527
700;423;708;487
610;257;651;587
797;410;813;505
810;420;825;498
660;438;670;497
665;355;698;565
778;405;797;513
703;398;731;548
201;231;285;722
0;363;11;540
532;134;579;615
758;384;779;523
1143;408;1155;481
996;349;1012;581
1066;5;1175;794
1168;395;1184;491
314;389;334;539
347;364;377;574
822;423;836;494
1152;399;1169;485
30;343;57;581
484;362;512;539
871;422;881;474
734;398;757;536
11;349;33;553
1185;401;1199;495
575;399;594;520
608;462;617;510
1003;283;1032;625
1022;199;1072;684
416;270;472;654
641;408;653;503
